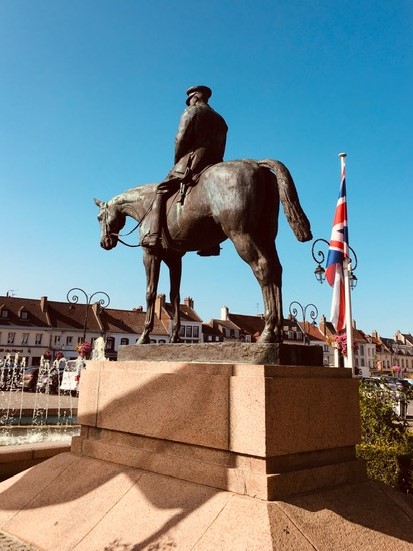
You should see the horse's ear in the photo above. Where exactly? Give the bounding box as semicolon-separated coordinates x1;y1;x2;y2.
94;198;103;207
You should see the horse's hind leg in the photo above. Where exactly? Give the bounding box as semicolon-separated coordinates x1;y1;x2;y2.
229;233;283;343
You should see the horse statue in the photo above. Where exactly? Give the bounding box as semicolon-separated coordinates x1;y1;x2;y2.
95;159;312;344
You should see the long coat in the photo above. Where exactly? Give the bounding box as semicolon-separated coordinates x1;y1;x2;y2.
171;103;228;176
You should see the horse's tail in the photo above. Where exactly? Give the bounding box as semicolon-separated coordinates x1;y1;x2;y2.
257;159;312;242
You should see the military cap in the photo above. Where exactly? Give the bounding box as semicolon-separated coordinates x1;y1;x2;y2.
186;85;212;105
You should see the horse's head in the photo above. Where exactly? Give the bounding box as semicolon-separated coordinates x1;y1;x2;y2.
94;198;126;250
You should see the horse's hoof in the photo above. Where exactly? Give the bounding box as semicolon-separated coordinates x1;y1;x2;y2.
169;336;182;344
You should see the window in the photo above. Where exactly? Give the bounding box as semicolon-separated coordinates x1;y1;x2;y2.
105;337;115;351
54;335;61;345
66;336;73;345
179;326;185;337
1;309;9;318
21;333;29;345
186;326;192;338
359;345;364;356
158;339;166;344
19;310;28;319
35;333;43;345
120;338;129;346
77;337;83;344
7;332;15;344
193;326;199;338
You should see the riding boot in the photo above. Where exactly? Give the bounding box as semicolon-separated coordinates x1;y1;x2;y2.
141;194;163;251
141;176;181;251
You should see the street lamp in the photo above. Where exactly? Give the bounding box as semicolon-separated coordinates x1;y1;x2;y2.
311;238;358;290
311;238;359;373
66;288;111;342
288;301;319;344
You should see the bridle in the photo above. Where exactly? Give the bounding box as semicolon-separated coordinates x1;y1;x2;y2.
101;202;151;248
100;191;180;248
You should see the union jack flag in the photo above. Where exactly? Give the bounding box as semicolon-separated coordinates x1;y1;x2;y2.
325;161;349;331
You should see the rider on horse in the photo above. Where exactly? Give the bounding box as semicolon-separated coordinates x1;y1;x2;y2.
140;85;228;254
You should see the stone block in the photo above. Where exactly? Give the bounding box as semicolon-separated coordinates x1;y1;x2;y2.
74;358;365;499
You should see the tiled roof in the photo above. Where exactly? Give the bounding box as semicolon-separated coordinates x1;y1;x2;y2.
163;303;202;322
352;328;368;343
0;295;168;336
48;301;101;331
215;319;242;331
227;313;265;335
299;322;325;342
101;308;168;335
402;333;413;346
202;323;222;337
0;297;48;328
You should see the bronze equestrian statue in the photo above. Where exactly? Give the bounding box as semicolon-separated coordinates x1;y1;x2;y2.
95;86;312;344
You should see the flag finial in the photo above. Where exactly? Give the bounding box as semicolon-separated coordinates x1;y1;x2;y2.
338;152;347;159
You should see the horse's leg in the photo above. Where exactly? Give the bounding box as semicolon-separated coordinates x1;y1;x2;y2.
229;233;283;343
164;254;183;343
137;250;161;344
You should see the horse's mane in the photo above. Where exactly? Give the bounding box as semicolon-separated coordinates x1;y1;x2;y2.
109;183;158;206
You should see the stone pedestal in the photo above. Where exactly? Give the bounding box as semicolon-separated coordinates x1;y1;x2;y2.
72;345;365;499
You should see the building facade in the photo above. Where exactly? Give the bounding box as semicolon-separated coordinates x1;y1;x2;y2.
0;294;202;365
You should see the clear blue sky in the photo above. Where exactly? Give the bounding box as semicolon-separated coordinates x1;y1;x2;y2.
1;0;412;338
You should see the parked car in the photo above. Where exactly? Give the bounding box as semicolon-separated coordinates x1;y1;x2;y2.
60;360;84;397
37;364;65;394
20;367;40;392
0;365;23;390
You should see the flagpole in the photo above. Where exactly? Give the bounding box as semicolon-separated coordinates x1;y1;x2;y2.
339;153;355;376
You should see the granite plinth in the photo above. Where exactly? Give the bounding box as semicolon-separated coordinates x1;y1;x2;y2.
118;341;323;366
74;358;365;500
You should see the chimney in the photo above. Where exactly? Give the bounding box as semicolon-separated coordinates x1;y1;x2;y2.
319;314;326;336
92;302;105;333
221;306;229;321
40;296;52;327
155;294;166;319
184;297;194;309
40;296;48;312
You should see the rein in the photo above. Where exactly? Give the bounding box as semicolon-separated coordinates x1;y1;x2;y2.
104;201;154;248
103;191;181;249
116;228;142;248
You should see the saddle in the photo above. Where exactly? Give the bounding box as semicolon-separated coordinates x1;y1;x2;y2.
177;164;212;205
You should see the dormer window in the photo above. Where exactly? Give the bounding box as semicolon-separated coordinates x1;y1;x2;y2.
18;307;28;319
0;308;9;318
